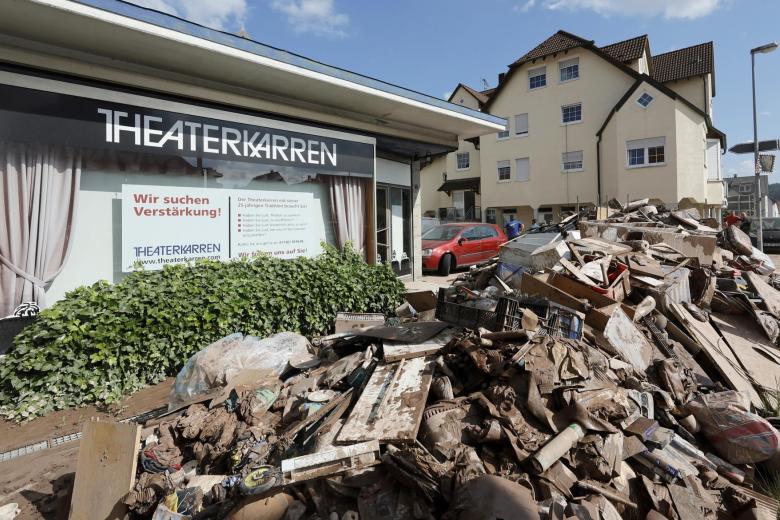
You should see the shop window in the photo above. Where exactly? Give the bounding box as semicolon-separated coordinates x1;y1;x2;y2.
0;77;377;303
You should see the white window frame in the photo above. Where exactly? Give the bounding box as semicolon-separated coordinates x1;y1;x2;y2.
456;152;470;170
562;151;584;172
561;103;582;125
636;92;654;108
528;67;547;90
497;124;510;140
514;113;529;136
626;137;666;169
515;157;530;182
739;183;753;194
486;208;497;224
497;160;511;182
559;57;580;83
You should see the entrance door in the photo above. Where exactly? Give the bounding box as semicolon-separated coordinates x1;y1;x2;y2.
464;191;476;221
376;187;390;264
376;184;411;275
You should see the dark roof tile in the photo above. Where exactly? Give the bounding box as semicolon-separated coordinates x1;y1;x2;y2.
512;31;590;67
652;42;713;83
600;35;648;63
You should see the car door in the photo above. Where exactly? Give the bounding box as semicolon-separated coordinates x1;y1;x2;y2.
478;225;503;260
457;226;482;265
472;225;500;261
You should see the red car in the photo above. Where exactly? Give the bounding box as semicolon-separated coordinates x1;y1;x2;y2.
422;223;507;275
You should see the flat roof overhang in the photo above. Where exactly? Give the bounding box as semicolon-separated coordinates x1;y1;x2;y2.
0;0;505;149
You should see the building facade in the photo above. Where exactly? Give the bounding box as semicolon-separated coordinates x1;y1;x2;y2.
421;31;726;230
724;175;778;218
0;0;503;315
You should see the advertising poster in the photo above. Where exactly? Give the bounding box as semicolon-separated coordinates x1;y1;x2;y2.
122;184;321;271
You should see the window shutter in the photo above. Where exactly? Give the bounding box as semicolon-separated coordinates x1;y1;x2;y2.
514;114;529;134
627;137;665;149
562;151;583;163
515;158;530;181
559;58;578;69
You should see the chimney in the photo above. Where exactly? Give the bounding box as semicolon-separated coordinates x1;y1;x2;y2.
498;72;506;84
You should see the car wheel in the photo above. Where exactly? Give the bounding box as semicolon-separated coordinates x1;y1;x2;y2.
438;254;454;276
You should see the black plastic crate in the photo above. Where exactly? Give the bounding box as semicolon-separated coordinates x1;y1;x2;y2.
435;288;499;331
495;296;583;340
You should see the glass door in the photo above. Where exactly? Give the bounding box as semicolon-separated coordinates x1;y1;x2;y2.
376;184;411;275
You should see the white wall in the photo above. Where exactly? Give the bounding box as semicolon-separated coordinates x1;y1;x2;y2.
377;157;411;186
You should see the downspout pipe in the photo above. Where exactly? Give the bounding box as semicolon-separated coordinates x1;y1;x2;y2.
596;133;602;209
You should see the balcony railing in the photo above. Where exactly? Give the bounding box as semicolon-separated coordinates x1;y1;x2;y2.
438;206;482;222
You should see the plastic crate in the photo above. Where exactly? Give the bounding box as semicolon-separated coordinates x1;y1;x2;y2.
435;288;499;331
495;296;583;340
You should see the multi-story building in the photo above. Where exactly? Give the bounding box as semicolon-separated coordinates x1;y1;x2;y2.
422;31;727;228
724;175;778;218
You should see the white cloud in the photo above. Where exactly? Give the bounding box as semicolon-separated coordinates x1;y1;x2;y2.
536;0;720;19
514;0;537;13
726;158;755;176
270;0;349;37
128;0;247;30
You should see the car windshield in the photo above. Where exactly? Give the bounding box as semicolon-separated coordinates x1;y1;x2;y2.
422;225;462;241
763;218;780;231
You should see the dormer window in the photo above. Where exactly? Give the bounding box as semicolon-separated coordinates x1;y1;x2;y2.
637;92;654;108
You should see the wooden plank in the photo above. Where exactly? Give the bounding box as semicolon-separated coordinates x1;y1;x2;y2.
745;272;780;317
383;327;459;362
281;440;380;483
710;313;780;394
337;357;433;444
668;303;763;409
559;257;598;287
69;419;140;520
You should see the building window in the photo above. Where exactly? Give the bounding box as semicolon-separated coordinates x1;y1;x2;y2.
648;146;664;164
516;157;530;181
497;160;511;181
529;67;546;90
626;137;666;168
514;113;529;136
456;152;470;170
739;184;753;194
559;58;579;82
497;126;510;139
628;148;644;166
562;151;583;172
486;208;497;224
637;92;653;108
561;103;582;124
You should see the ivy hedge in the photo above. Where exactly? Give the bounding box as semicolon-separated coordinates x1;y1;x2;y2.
0;245;404;420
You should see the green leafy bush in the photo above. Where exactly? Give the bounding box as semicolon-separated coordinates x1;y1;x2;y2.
0;245;404;420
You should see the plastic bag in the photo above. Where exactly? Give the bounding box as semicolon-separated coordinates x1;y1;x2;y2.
169;332;311;410
685;390;780;464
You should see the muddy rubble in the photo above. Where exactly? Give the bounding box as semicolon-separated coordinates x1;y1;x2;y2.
107;204;780;519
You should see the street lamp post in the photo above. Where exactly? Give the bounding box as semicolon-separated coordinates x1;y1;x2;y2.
751;42;778;252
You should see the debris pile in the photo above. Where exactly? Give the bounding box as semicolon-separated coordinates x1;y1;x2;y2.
77;204;780;519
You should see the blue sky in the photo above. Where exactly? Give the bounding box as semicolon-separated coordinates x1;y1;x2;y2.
131;0;780;182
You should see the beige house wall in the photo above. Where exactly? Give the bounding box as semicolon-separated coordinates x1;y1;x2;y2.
450;85;482;110
479;50;634;210
666;76;708;114
420;138;482;216
675;101;709;202
601;81;679;204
